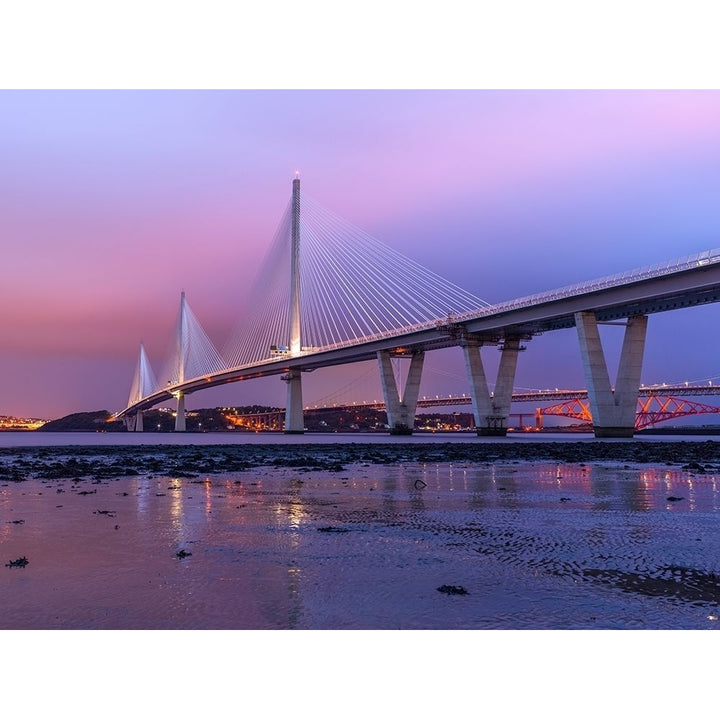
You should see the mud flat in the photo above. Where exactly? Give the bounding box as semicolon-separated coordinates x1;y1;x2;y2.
3;440;720;482
2;443;720;629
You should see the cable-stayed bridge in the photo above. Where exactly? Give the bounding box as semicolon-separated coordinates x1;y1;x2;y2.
117;177;720;438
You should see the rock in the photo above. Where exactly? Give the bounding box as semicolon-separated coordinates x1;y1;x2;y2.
437;584;468;595
5;556;29;568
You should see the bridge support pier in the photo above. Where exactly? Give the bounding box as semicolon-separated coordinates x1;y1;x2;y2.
124;412;143;432
463;337;523;436
575;311;648;438
284;369;305;433
174;392;186;432
378;350;425;435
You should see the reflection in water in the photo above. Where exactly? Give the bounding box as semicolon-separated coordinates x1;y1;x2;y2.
0;487;11;545
132;475;152;516
395;465;425;513
2;460;720;629
169;483;185;541
274;485;306;629
381;471;399;515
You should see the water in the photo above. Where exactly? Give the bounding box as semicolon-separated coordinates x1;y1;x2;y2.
0;430;566;447
2;455;720;629
0;430;707;448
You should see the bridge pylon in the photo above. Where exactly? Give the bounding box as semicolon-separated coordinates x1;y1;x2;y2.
289;175;301;357
126;342;158;432
284;176;305;433
463;336;524;436
377;349;425;434
575;311;647;438
174;292;188;432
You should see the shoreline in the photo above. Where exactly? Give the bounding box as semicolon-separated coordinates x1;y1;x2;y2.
3;440;720;482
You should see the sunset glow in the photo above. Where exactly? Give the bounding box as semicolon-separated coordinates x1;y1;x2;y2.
2;90;720;418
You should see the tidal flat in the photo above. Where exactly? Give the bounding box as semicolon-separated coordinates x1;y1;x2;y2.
2;442;720;629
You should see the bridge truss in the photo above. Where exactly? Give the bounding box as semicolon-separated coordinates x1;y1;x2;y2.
541;394;720;430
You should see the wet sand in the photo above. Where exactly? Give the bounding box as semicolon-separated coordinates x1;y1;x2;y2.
2;442;720;629
4;439;720;481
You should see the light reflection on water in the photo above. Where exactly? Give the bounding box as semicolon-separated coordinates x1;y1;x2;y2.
392;461;720;513
1;461;720;629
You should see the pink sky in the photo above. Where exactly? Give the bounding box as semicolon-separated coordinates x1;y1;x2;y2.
3;90;720;418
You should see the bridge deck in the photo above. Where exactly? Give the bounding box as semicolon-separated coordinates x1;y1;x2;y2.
118;249;720;418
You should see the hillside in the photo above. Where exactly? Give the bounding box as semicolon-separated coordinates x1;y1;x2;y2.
36;410;126;432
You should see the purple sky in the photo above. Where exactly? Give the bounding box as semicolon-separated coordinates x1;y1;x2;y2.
3;90;720;419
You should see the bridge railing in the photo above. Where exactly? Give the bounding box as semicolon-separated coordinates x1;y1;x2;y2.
449;248;720;322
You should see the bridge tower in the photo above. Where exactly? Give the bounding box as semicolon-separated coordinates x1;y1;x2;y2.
126;342;156;432
284;175;304;433
174;291;188;432
289;175;301;356
463;336;524;436
377;349;425;434
575;312;647;438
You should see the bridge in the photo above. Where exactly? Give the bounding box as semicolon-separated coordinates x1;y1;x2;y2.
117;176;720;438
230;385;720;432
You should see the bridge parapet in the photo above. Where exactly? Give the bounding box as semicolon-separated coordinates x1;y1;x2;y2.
453;249;720;325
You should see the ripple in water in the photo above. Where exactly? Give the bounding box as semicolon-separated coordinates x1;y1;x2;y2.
1;461;720;629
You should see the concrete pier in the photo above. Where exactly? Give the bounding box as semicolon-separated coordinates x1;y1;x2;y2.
377;350;425;434
284;369;305;433
463;337;523;436
575;311;647;438
174;392;186;432
124;412;143;432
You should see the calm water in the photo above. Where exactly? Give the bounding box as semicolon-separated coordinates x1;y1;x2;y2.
2;458;719;629
0;430;707;448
